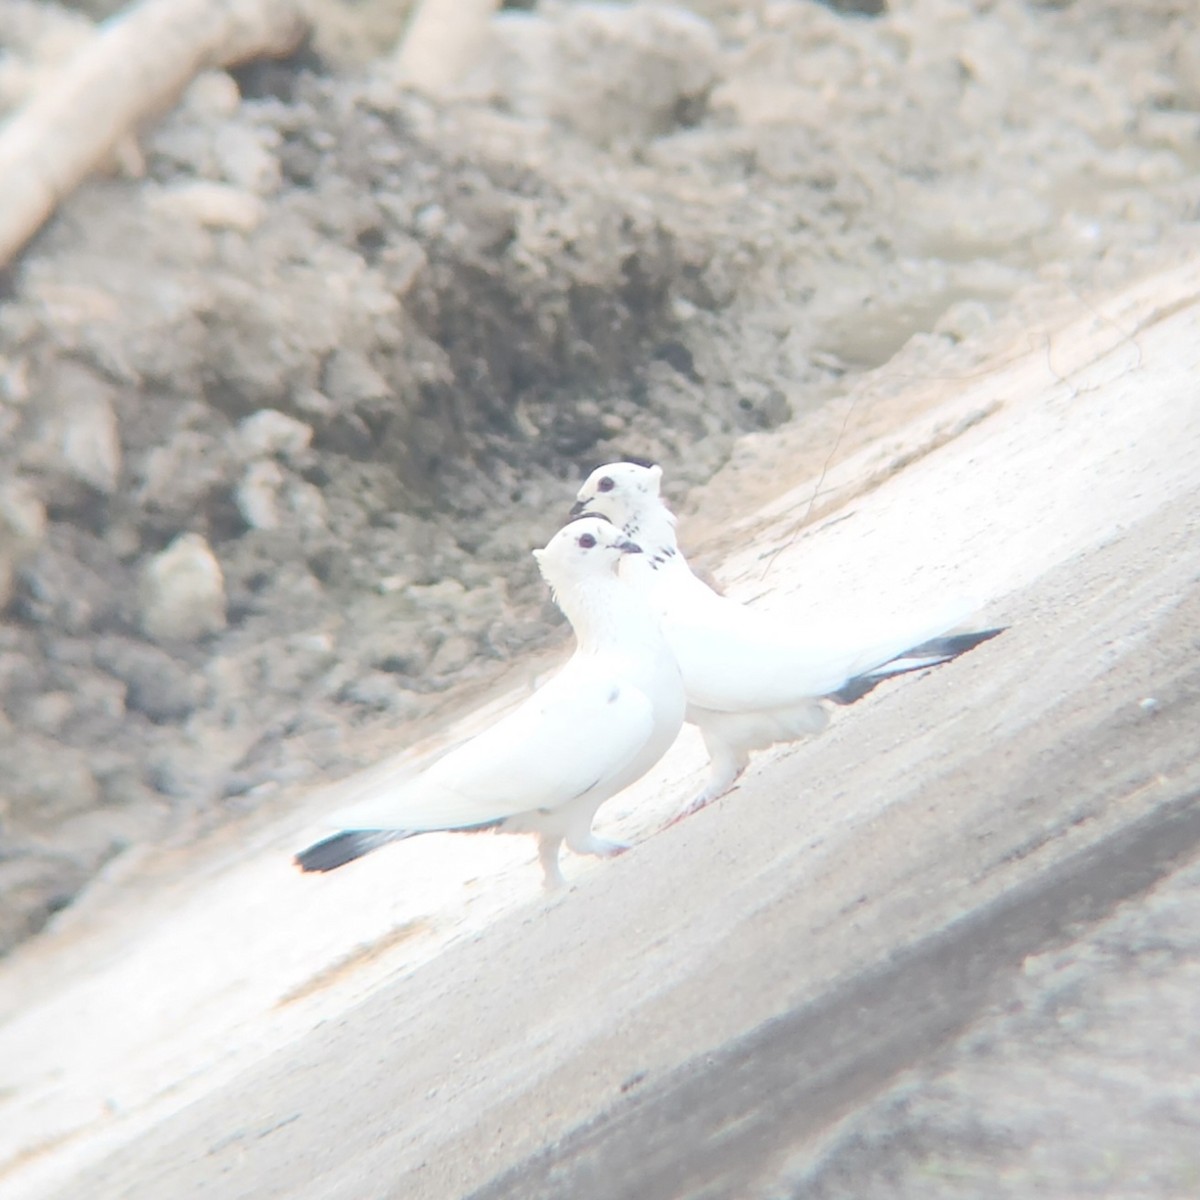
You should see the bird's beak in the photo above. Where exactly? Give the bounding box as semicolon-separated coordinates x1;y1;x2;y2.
617;537;642;555
569;497;590;518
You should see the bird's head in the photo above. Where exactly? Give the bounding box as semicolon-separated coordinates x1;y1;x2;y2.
570;460;664;532
532;516;642;591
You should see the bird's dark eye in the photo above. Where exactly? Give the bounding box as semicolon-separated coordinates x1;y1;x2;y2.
597;477;614;493
578;533;597;549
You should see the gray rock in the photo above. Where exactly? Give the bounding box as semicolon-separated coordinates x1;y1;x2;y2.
0;480;47;610
364;614;440;681
43;669;128;740
236;409;314;462
135;422;239;527
24;359;122;498
91;755;155;811
0;855;89;956
3;740;102;830
145;180;267;234
235;459;287;531
213;121;282;194
484;616;551;658
139;533;227;643
429;632;478;677
485;4;721;147
235;460;328;534
94;636;204;724
17;525;122;634
321;348;391;407
24;690;76;736
336;670;422;717
144;740;224;805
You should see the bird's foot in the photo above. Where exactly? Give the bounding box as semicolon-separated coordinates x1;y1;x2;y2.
570;833;631;859
666;778;739;827
666;793;714;827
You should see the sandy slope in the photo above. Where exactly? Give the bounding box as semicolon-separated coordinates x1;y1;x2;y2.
2;258;1199;1198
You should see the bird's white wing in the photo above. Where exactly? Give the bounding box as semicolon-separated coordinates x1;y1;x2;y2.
668;618;854;711
327;664;657;833
668;598;979;713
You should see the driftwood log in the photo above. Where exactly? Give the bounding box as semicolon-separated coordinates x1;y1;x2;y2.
0;0;307;269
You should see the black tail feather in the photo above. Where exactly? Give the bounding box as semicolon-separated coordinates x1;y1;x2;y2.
826;675;889;705
294;830;406;873
904;628;1006;660
828;627;1006;706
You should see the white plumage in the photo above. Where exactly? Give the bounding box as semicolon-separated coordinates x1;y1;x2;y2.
295;516;685;887
572;461;1001;817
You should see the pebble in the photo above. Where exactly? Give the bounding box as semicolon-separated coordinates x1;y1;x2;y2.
237;410;315;462
0;481;47;609
139;533;227;642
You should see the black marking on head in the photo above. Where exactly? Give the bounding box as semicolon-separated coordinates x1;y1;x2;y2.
569;509;613;525
621;455;658;470
607;687;620;703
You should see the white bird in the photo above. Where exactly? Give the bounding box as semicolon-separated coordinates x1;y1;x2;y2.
572;461;1002;817
295;516;685;888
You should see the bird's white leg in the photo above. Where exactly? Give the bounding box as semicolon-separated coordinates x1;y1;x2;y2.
670;735;748;824
538;833;567;890
566;830;631;858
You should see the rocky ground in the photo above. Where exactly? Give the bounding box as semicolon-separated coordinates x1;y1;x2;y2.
0;0;1197;953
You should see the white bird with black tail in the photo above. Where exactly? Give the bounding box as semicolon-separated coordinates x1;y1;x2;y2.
572;461;1002;818
295;516;685;888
